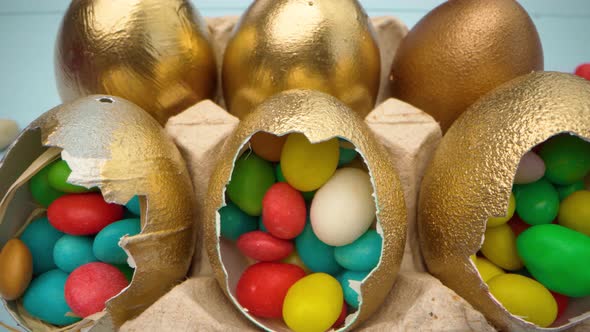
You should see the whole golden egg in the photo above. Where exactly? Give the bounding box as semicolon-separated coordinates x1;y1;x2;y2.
390;0;543;133
55;0;217;125
222;0;381;119
418;72;590;331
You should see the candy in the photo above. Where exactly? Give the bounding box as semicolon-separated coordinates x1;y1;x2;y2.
311;168;376;246
551;291;569;319
48;160;94;193
236;262;305;318
480;223;522;271
275;164;315;201
338;270;369;309
556;181;585;200
334;230;382;272
517;224;590;297
281;133;339;192
227;153;275;216
93;218;141;264
338;139;357;167
282;273;343;332
220;202;259;241
0;239;33;300
280;251;311;273
23;269;81;326
262;183;306;239
575;63;590;80
47;193;124;235
125;195;141;216
65;262;129;317
295;223;342;275
558;190;590;236
29;163;65;207
474;257;504;282
20;217;64;275
250;132;286;162
332;302;348;329
487;274;557;327
115;264;135;282
237;231;293;261
514;178;559;225
538;134;590;185
487;193;515;228
54;235;97;273
513;151;545;184
507;216;531;237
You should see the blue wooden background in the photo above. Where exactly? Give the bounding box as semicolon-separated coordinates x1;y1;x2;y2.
0;0;589;330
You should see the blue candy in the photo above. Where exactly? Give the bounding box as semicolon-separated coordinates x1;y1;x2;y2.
338;270;370;308
20;217;64;275
93;218;141;264
295;223;342;275
219;202;258;241
338;138;357;167
334;230;382;271
125;196;141;216
53;235;97;272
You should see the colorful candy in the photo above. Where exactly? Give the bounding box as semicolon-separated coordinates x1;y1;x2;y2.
538;134;590;185
556;181;585;200
513;151;545;184
338;270;369;309
282;273;343;332
93;218;141;264
250;132;286;162
237;231;293;261
226;153;275;216
47;193;124;235
473;257;504;283
0;239;33;300
53;235;97;273
280;251;311;273
295;223;342;275
558;190;590;236
65;262;129;317
20;217;64;275
514;178;559;225
311;168;376;246
487;193;515;227
480;223;522;270
47;160;94;193
551;291;569;319
29;163;65;207
338;139;357;167
262;183;306;239
334;230;382;272
275;164;315;201
125;196;141;216
575;63;590;80
220;202;259;241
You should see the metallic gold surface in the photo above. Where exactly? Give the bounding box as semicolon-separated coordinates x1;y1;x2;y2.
390;0;543;133
55;0;217;125
222;0;381;119
418;72;590;331
0;95;195;329
205;90;406;331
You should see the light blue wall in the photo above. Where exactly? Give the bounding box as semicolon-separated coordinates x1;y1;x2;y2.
0;1;589;330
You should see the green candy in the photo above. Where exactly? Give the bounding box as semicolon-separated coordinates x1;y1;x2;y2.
556;181;585;200
227;153;275;216
219;202;259;241
539;134;590;185
276;164;315;201
338;138;357;167
517;224;590;297
47;160;94;193
514;178;559;225
29;162;65;207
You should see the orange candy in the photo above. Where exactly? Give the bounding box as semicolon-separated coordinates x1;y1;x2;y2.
250;132;286;162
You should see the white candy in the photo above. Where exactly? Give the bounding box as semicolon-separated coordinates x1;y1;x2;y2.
0;119;19;151
514;151;545;184
310;167;376;246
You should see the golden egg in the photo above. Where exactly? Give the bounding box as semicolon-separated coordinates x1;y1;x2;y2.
205;90;406;331
0;239;33;301
418;72;590;330
222;0;381;119
390;0;543;133
55;0;217;125
0;95;195;329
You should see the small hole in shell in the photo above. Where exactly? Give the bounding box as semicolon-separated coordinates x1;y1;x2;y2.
98;97;114;104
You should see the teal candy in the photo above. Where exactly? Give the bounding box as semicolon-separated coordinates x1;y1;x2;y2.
337;270;369;308
23;270;81;326
20;217;64;275
258;216;268;232
29;163;65;207
219;202;258;241
227;153;275;216
514;178;559;225
93;218;141;264
277;164;315;201
115;264;135;282
338;139;357;167
539;134;590;185
557;181;585;200
334;230;382;271
53;235;97;272
126;196;141;216
517;224;590;297
295;223;342;275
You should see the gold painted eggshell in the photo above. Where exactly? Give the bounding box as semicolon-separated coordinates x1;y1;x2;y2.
55;0;217;125
390;0;543;133
418;72;590;331
222;0;381;119
205;89;406;331
0;95;195;329
0;239;33;301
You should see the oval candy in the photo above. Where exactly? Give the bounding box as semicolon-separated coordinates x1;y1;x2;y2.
250;132;286;162
487;193;515;228
0;239;33;300
334;230;382;272
226;153;275;216
474;257;504;283
54;235;97;273
93;218;141;264
481;223;522;271
125;196;141;216
556;181;585;201
236;231;293;262
20;217;64;275
48;160;94;193
558;190;590;236
513;151;545;185
262;182;306;239
539;134;590;185
514;178;559;225
338;270;369;309
219;202;259;241
295;223;342;275
29;162;65;207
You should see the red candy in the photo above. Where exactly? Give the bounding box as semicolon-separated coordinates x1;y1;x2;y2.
508;216;531;237
236;262;305;318
332;302;348;329
237;231;294;261
575;63;590;80
551;291;569;319
48;193;124;235
262;183;306;239
65;262;129;317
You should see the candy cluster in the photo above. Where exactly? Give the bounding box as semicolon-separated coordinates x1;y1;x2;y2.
219;132;382;332
0;159;140;326
474;134;590;327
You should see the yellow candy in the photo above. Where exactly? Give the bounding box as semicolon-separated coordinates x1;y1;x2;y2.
487;193;516;228
475;257;505;282
481;224;523;270
283;273;343;332
281;134;339;192
281;251;311;274
488;274;557;327
558;190;590;236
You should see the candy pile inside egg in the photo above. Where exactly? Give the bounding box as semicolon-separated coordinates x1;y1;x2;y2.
474;133;590;328
219;133;381;332
0;158;140;326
